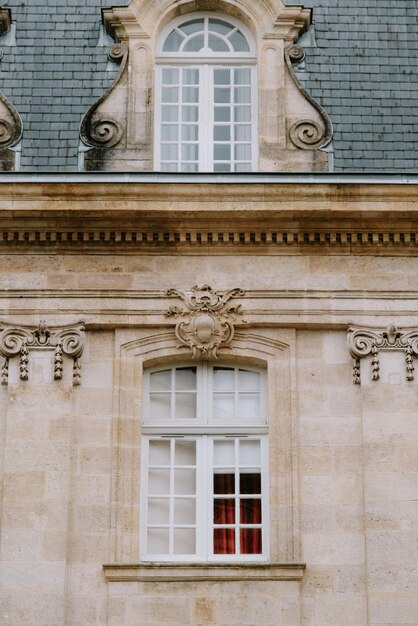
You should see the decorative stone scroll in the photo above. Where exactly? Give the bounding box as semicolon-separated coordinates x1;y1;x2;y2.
80;43;128;150
285;43;333;151
347;324;418;384
0;321;85;386
165;285;244;359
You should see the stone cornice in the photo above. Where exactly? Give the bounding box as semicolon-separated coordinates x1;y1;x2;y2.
0;182;416;252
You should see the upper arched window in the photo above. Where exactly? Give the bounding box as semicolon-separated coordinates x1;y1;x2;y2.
155;14;257;173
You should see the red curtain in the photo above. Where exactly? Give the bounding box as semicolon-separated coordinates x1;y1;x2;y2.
213;472;262;554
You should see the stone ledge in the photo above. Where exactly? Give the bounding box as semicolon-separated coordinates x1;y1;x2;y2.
103;562;306;582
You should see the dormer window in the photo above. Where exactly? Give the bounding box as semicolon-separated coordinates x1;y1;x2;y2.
155;15;257;172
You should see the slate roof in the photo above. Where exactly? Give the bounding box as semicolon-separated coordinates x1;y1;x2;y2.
0;0;416;172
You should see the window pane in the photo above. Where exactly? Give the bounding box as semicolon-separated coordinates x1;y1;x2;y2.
235;68;251;85
214;472;235;494
214;528;235;554
240;368;259;388
183;69;199;85
162;87;179;103
149;469;170;495
214;126;231;141
183;34;204;52
179;19;204;35
214;107;231;122
161;144;178;161
214;163;232;172
148;528;169;553
182;125;198;141
181;144;199;161
238;394;259;419
175;440;196;465
214;498;235;524
234;124;251;141
182;86;199;103
175;368;196;390
149;440;171;465
208;35;230;52
214;88;231;104
239;472;261;495
229;30;250;52
240;528;261;554
174;468;196;495
212;364;235;385
181;163;199;172
161;163;178;172
163;30;184;52
209;19;234;37
239;440;261;466
235;106;251;122
174;498;196;524
182;107;199;122
212;393;235;419
235;144;251;161
173;528;196;554
214;144;231;161
175;392;196;419
235;163;252;172
150;370;171;392
161;125;179;141
161;105;178;122
148;498;170;524
162;67;179;84
214;69;231;85
240;498;261;524
234;87;251;104
150;394;171;420
213;440;234;465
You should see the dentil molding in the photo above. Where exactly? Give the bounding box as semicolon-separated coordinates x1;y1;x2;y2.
0;320;85;386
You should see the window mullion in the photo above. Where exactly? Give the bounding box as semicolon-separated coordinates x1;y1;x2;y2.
199;65;212;171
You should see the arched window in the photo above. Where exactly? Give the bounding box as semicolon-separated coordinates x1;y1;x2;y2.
155;14;257;172
140;363;268;562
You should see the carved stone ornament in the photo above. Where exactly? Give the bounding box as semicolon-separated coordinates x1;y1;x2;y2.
80;43;128;150
285;44;333;151
347;324;418;384
0;321;85;386
166;285;245;359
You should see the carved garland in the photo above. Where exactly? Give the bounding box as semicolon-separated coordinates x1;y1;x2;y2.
166;285;244;359
347;324;418;384
0;321;85;386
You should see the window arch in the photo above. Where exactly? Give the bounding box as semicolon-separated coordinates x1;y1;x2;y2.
140;362;269;562
155;14;258;173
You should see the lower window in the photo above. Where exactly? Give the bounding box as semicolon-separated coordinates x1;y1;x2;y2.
140;363;268;562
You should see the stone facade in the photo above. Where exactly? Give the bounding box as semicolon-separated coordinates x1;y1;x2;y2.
0;177;417;625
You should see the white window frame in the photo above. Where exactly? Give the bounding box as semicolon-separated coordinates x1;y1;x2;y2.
140;363;269;563
154;13;258;172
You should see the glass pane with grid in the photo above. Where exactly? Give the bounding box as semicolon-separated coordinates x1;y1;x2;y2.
213;67;253;172
149;366;197;422
212;438;262;555
160;68;200;172
211;366;261;422
147;438;197;556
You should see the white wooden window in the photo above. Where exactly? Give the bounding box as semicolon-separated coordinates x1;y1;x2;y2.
155;15;258;172
141;364;268;562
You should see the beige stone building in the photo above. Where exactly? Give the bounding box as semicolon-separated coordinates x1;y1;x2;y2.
0;1;418;626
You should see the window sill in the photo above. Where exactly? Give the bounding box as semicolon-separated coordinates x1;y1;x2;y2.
103;562;306;582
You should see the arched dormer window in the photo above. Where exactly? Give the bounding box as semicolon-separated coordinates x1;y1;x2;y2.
155;14;257;172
